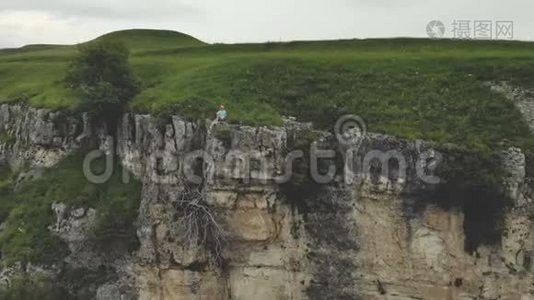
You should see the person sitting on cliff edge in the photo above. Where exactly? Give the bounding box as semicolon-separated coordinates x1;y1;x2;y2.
216;104;228;122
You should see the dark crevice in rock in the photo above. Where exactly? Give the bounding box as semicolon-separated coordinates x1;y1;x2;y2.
402;146;511;253
294;186;360;299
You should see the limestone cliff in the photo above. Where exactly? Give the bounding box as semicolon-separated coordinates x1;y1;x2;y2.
0;104;532;299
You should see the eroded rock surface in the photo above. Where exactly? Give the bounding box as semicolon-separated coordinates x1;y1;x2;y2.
0;105;532;299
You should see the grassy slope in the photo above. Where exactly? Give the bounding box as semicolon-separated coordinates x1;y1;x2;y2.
0;155;141;266
1;30;534;149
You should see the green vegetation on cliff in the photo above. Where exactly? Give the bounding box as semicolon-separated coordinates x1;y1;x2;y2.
0;155;141;266
1;29;534;149
64;38;141;125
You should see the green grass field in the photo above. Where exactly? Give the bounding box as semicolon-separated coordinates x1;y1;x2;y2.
1;29;534;149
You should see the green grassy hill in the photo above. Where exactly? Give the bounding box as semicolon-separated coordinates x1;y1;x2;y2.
1;29;534;149
94;29;205;51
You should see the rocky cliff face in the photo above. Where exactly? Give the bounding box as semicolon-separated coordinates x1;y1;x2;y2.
0;104;533;299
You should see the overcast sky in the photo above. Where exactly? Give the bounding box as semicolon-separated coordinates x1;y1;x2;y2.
0;0;532;48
